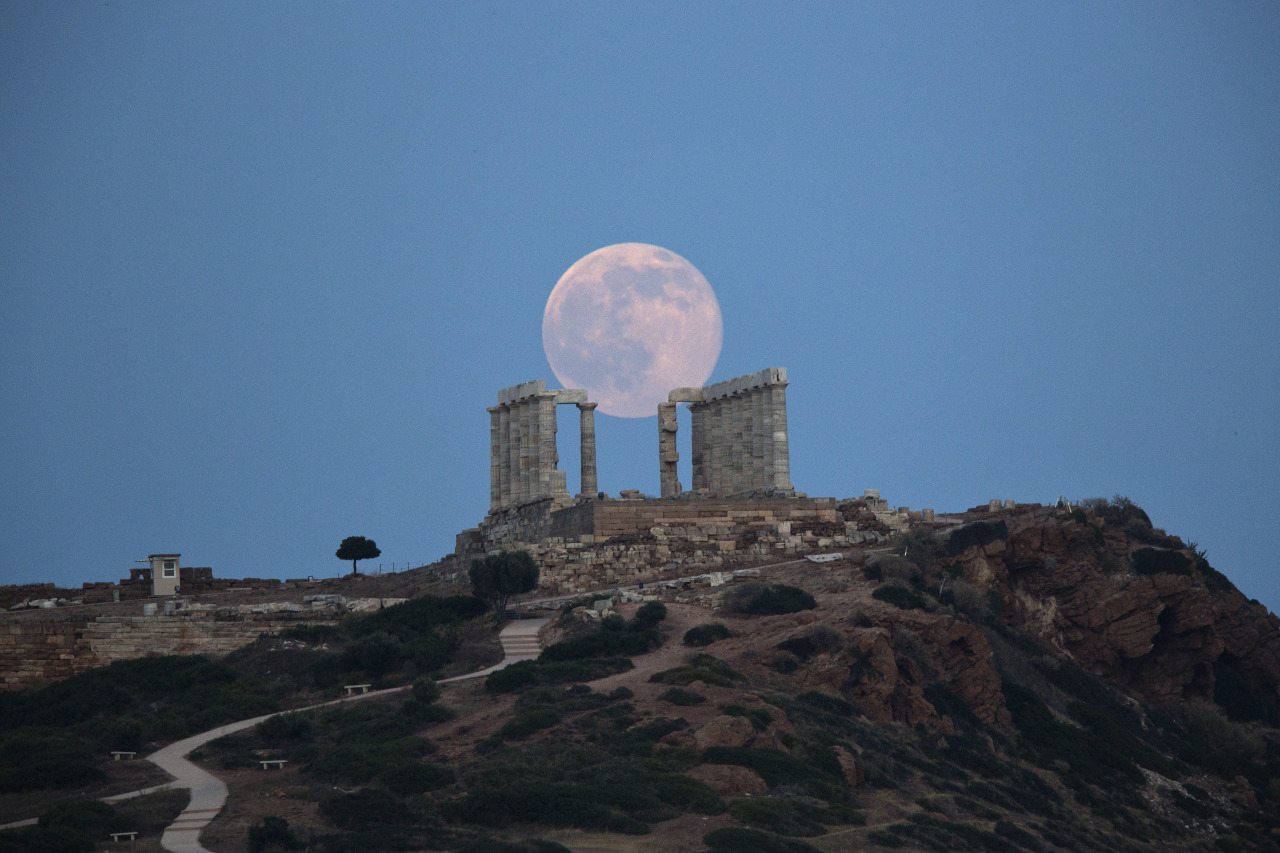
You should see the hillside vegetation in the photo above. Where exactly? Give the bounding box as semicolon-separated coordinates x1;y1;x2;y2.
3;499;1280;852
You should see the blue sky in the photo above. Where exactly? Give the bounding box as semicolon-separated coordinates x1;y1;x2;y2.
2;2;1277;611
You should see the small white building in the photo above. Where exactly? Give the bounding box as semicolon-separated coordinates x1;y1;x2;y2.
139;553;180;596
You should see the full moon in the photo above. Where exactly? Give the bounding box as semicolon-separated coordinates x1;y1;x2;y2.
543;243;723;418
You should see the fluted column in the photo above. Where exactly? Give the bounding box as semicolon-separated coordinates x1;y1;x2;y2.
488;406;501;511
518;400;532;502
767;379;792;490
536;390;558;499
689;403;707;493
658;401;680;497
498;405;511;507
578;402;597;497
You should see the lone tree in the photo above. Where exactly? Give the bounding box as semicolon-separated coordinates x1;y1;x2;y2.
469;549;539;616
336;535;381;576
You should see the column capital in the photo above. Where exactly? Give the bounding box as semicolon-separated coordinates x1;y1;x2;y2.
577;401;599;412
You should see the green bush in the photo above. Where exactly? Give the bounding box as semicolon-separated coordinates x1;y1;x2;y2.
703;827;823;852
945;520;1008;557
683;623;730;647
248;815;303;852
320;789;413;830
775;626;842;660
872;584;926;610
724;583;816;615
485;657;634;693
37;800;123;836
721;704;773;731
630;601;667;629
728;798;830;836
703;747;842;797
1131;548;1191;576
499;709;561;740
860;563;884;582
381;761;456;794
660;688;706;706
796;692;853;717
411;677;441;705
0;824;97;852
539;630;657;662
649;654;744;688
258;711;313;744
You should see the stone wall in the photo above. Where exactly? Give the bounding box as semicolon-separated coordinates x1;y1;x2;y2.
431;496;883;595
0;606;343;691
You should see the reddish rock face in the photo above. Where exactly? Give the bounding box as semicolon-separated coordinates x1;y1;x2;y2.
962;512;1280;709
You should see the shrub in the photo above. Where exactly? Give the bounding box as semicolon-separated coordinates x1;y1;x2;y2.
896;527;942;570
775;625;843;660
1131;548;1191;576
889;629;933;673
872;583;925;610
941;580;990;621
729;797;828;836
649;654;744;688
683;623;730;646
721;704;773;731
381;761;456;795
499;709;561;740
703;827;823;852
945;520;1008;557
37;800;122;837
796;692;853;717
723;583;816;615
248;815;303;852
539;630;656;662
339;632;405;676
257;711;313;744
320;789;413;830
630;601;667;630
860;563;883;582
411;677;442;705
660;688;706;706
703;747;842;796
873;555;924;585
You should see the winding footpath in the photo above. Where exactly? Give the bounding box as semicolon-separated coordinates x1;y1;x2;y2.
0;620;549;850
150;617;547;852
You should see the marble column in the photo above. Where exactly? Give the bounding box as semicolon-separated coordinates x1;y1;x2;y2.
658;401;680;498
751;387;766;488
499;405;512;507
578;402;598;497
767;379;792;490
689;403;707;493
488;406;501;511
537;390;559;499
518;400;532;503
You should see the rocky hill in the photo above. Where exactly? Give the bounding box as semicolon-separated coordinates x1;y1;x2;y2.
2;497;1278;853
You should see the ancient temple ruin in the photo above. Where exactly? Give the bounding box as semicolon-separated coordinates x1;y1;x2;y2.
660;367;793;498
486;368;792;511
487;379;597;511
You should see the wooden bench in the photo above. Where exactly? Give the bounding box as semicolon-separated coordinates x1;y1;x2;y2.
110;831;138;841
111;751;136;761
343;684;371;695
259;759;287;769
